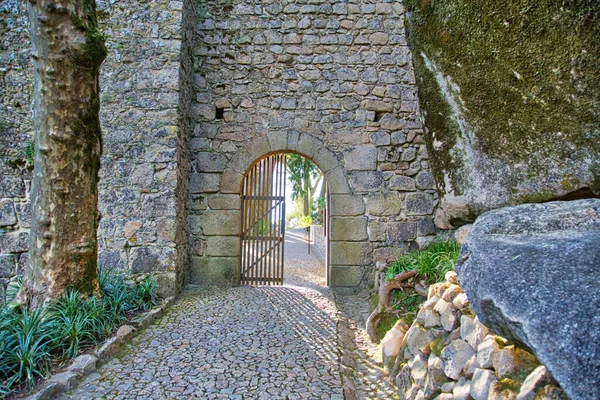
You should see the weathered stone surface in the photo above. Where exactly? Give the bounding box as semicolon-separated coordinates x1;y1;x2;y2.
329;242;368;266
0;199;17;227
516;366;557;400
200;211;240;236
404;192;435;215
388;221;417;242
454;224;472;245
477;336;501;369
365;192;401;216
440;339;475;380
344;145;378;171
330;217;368;241
0;254;16;278
68;354;98;376
492;347;539;380
330;194;365;216
470;368;497;400
189;256;238;285
129;246;175;274
452;377;471;400
381;320;408;371
329;265;363;287
407;1;600;227
348;171;384;192
207;194;240;210
456;199;600;400
389;175;416;191
205;236;240;257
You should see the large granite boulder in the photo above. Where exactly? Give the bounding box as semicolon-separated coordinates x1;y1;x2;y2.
456;199;600;400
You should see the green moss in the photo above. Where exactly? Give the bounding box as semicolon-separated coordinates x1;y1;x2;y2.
405;0;600;188
495;377;520;393
430;336;447;357
376;314;399;340
70;0;108;68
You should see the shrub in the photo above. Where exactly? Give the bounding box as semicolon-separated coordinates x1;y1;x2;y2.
0;270;158;395
385;239;460;284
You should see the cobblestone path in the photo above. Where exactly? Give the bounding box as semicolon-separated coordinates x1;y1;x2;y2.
62;229;395;399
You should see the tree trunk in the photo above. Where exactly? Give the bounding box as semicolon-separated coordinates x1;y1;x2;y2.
19;0;107;306
302;161;310;215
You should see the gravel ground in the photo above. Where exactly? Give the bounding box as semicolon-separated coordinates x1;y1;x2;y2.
60;229;395;399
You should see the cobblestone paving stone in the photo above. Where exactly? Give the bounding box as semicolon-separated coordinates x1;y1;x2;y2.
61;229;395;399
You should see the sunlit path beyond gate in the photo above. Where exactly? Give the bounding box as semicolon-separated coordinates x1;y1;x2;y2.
62;286;347;399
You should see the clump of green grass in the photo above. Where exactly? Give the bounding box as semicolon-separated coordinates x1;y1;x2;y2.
386;239;460;284
0;269;158;395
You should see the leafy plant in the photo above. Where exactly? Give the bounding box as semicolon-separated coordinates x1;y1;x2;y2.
298;214;312;229
386;239;460;284
24;140;34;165
136;276;157;311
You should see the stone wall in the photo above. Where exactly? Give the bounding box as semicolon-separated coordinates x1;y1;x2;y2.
0;0;187;297
189;0;437;287
0;0;33;300
382;272;568;399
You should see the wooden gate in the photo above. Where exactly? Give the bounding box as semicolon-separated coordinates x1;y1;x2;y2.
240;154;287;285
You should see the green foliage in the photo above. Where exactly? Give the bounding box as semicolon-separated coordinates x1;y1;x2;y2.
385;240;460;284
297;214;312;229
0;270;157;395
390;290;423;315
286;154;322;215
24;140;34;165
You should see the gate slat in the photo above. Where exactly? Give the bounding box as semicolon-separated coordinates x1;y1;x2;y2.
240;154;287;285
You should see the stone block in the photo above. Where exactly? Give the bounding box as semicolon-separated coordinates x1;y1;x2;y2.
330;194;365;216
325;167;350;194
418;217;436;236
207;194;240;210
349;171;384;192
220;169;243;194
416;171;436;189
190;173;221;193
68;354;98;376
329;265;362;287
388;221;417;242
368;221;386;242
404;192;435;215
379;114;403;131
267;130;288;152
296;134;322;159
389;175;416;191
247;136;271;161
0;175;25;198
196;152;228;172
330;217;368;241
154;272;177;298
313;147;340;173
205;236;240;257
0;231;29;253
365;192;402;216
0;254;16;277
142;191;176;217
189;256;238;285
201;211;240;236
129;246;175;274
15;201;31;228
0;199;17;227
344;145;377;171
330;241;368;266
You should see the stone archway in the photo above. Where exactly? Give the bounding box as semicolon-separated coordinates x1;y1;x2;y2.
188;131;370;287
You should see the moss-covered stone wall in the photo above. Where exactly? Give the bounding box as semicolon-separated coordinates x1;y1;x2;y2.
404;0;600;228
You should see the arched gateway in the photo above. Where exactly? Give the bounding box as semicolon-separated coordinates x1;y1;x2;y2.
186;0;439;288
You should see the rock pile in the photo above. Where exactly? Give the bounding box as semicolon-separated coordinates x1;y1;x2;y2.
382;272;567;399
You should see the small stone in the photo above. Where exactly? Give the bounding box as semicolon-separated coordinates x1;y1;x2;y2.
464;353;480;378
453;377;472;400
380;320;409;371
470;368;498;400
441;381;455;393
460;315;488;349
516;366;556;400
116;325;136;341
477;336;501;369
440;339;475;380
453;293;469;309
454;224;472;245
445;271;459;285
49;371;78;391
492;346;539;380
410;354;428;388
68;354;98;376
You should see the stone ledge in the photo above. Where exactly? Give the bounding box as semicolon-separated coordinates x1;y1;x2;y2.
26;296;176;400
